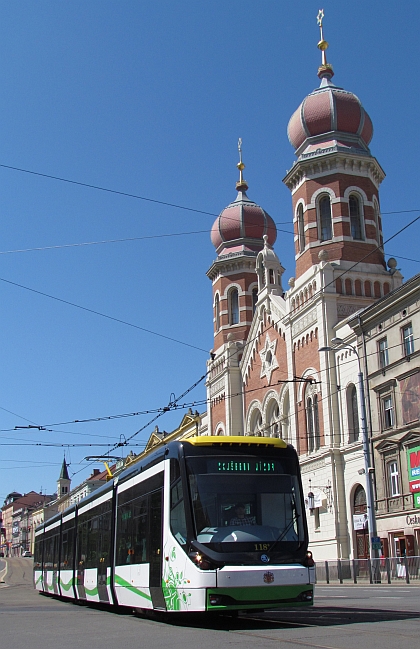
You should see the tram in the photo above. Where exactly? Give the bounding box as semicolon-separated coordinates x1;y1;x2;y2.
34;436;315;613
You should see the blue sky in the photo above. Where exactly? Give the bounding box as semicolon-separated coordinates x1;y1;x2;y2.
1;1;420;501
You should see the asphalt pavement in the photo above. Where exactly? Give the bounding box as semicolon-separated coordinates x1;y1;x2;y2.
0;558;419;649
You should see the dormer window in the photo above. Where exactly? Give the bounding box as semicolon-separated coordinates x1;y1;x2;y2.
349;194;363;240
319;195;332;241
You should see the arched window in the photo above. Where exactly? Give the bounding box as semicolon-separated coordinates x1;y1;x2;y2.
215;294;220;331
250;410;262;436
269;269;274;284
349;194;363;240
306;392;320;452
266;401;280;438
281;391;290;442
345;278;352;295
297;203;305;252
229;288;239;325
347;384;360;443
374;201;383;247
252;287;258;314
319;195;332;241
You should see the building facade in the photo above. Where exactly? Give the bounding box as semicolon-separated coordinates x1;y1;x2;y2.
349;273;420;559
204;27;403;560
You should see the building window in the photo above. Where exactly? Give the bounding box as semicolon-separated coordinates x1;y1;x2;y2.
229;288;239;325
378;338;389;369
319;195;332;242
349;194;363;240
388;461;400;497
215;294;220;331
402;324;414;356
306;393;320;452
297;203;305;252
382;395;395;429
347;384;360;443
252;288;258;314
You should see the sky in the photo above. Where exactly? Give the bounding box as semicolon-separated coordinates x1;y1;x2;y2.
1;0;420;502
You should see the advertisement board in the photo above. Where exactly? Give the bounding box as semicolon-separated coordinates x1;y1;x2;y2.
407;445;420;509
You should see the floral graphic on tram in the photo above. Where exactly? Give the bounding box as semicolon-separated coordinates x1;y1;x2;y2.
162;546;191;611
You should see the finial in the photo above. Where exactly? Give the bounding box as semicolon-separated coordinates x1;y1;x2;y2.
236;137;248;192
316;9;334;80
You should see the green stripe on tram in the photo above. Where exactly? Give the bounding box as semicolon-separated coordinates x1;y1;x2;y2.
59;578;75;592
84;585;99;596
114;574;152;601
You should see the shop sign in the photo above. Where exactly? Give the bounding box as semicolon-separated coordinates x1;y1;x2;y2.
406;513;420;526
407;445;420;509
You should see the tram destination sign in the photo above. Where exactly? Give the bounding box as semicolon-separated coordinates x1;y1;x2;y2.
208;459;283;474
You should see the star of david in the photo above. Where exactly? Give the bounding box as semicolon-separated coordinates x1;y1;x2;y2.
259;334;279;384
317;9;324;27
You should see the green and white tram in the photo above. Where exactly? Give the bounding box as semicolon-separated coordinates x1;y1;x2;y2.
34;436;314;613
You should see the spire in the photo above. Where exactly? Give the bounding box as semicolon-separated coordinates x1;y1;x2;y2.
59;457;70;481
235;138;249;192
316;8;334;82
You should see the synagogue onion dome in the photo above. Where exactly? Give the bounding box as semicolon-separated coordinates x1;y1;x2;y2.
211;187;277;257
287;69;374;159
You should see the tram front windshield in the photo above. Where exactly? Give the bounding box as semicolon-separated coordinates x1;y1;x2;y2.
185;455;304;548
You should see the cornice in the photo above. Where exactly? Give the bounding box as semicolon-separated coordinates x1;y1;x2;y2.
283;150;385;194
207;251;258;281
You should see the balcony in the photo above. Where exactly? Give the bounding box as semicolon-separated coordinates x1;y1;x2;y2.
376;492;415;515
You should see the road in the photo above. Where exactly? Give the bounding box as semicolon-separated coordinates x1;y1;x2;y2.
0;559;419;649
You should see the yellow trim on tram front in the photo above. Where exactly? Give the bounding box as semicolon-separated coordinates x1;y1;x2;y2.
186;435;287;448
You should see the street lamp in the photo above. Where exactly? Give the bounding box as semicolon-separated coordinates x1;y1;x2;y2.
319;337;379;561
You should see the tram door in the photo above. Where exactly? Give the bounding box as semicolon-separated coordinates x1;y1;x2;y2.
149;488;165;609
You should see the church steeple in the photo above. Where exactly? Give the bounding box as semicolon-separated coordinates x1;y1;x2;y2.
283;10;395;301
206;142;282;436
57;457;71;498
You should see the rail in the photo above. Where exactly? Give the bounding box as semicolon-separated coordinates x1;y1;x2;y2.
315;556;420;584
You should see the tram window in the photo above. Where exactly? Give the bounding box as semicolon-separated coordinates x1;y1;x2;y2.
77;522;88;568
116;502;133;565
132;497;148;563
98;511;112;568
61;526;75;569
171;482;187;546
86;517;99;569
116;494;149;565
34;536;43;568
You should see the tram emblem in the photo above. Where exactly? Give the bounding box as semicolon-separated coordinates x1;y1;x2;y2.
263;571;275;584
260;554;270;563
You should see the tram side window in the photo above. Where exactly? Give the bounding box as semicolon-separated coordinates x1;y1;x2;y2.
170;459;187;546
61;525;75;569
98;511;112;568
116;495;148;564
44;534;52;569
77;501;113;571
44;531;60;569
86;517;99;569
34;536;43;568
116;472;164;566
132;497;148;563
77;521;88;569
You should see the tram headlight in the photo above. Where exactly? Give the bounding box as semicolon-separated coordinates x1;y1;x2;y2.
189;550;214;570
303;551;315;567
